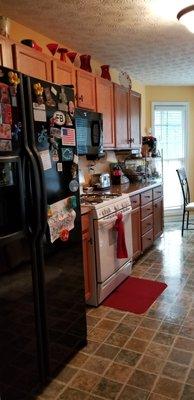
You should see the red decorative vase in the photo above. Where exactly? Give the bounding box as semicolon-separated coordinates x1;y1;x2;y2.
80;54;92;72
47;43;59;56
101;65;111;80
57;48;68;61
66;51;77;63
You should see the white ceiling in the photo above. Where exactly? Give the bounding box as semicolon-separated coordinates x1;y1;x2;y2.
1;0;194;85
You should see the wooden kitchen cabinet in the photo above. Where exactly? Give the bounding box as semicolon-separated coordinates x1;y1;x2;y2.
81;212;92;301
131;194;141;260
0;35;13;68
129;90;141;148
114;84;129;148
153;185;163;240
96;77;115;148
140;189;153;251
12;43;52;81
76;69;96;110
52;59;76;87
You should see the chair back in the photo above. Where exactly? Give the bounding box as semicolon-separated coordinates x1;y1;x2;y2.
176;168;190;206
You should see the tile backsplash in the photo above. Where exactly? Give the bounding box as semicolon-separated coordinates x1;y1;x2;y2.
78;151;118;188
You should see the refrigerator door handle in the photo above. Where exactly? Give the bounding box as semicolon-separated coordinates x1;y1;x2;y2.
31;150;47;238
23;149;41;238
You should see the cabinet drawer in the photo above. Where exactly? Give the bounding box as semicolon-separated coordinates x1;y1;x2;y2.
141;214;153;235
142;229;153;252
81;213;90;232
141;190;153;206
141;202;153;219
153;185;163;200
130;194;140;209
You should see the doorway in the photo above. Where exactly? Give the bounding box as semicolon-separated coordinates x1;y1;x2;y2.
152;102;188;216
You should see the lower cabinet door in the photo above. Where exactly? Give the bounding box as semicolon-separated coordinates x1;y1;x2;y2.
153;197;163;239
131;207;141;260
141;229;153;252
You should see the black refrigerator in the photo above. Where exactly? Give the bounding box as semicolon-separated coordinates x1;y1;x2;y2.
0;66;87;400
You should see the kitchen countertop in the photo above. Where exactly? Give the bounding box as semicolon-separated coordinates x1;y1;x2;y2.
99;179;163;196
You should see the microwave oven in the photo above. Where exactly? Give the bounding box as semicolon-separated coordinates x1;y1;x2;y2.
75;108;104;159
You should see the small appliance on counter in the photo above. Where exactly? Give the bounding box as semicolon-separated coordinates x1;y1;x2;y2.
90;173;111;189
110;163;129;185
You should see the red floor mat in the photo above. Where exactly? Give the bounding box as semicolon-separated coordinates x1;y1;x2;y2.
102;277;167;314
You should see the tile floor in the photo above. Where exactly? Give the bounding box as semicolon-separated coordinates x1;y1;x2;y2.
37;223;194;400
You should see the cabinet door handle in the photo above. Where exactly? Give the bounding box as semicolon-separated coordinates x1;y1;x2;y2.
88;238;93;245
146;223;151;226
154;204;158;208
146;208;151;211
128;138;134;143
79;95;84;102
147;237;152;241
145;195;151;198
132;200;137;204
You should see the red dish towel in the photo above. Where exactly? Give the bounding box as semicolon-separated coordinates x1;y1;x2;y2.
114;213;128;258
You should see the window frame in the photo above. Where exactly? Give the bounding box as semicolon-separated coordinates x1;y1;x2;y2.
151;101;189;214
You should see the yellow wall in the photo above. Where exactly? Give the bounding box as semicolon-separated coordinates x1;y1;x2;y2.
145;85;194;197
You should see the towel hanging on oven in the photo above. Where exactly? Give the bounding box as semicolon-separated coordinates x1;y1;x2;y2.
114;213;128;259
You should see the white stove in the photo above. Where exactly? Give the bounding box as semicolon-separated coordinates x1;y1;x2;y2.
80;193;131;219
81;192;133;306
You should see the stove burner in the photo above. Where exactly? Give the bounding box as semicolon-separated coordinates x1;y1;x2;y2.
80;192;122;205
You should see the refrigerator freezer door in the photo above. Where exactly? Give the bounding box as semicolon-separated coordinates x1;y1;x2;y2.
0;66;44;399
24;77;87;378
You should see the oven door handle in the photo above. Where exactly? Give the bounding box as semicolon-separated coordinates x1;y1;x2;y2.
98;207;132;227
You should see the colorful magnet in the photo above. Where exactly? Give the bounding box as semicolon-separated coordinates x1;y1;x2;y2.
57;162;63;172
65;113;73;126
60;228;69;241
53;110;66;126
50;127;61;139
69;179;79;192
58;87;68;112
68;100;75;117
61;147;73;161
1;103;12;124
70;195;77;209
73;154;78;164
8;71;20;94
0;139;12;151
71;164;77;179
51;86;57;96
33;103;46;122
38;126;48;145
13;122;21;142
33;82;44;105
0;124;11;139
10;86;17;107
44;87;56;107
0;83;10;103
61;127;75;146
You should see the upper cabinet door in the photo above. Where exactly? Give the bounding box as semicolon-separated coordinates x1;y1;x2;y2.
52;60;76;87
0;36;13;68
114;84;129;149
96;77;115;148
12;43;52;81
76;69;96;110
129;90;141;148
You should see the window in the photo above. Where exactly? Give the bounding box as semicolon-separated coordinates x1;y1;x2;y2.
152;102;188;212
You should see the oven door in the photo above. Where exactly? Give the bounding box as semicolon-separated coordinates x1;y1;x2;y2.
94;206;132;283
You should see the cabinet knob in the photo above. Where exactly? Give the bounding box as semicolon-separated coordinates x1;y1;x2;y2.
145;195;151;199
128;138;134;143
79;95;84;102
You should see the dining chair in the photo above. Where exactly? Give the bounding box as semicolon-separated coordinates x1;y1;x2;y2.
176;168;194;235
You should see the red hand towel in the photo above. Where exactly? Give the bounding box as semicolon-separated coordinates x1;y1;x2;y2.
114;212;128;258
